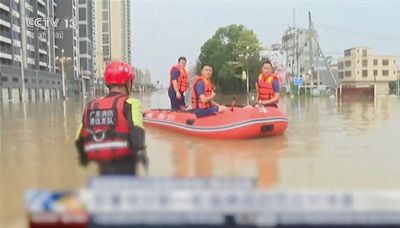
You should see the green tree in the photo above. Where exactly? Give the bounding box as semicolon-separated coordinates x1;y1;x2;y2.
197;24;262;93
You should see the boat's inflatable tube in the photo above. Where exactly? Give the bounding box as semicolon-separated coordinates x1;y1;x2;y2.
144;106;288;139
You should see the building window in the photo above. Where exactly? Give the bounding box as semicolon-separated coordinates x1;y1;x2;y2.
102;23;109;32
103;45;110;56
345;71;351;77
102;0;109;9
374;59;378;65
338;72;344;79
362;70;368;77
382;70;389;76
24;79;28;83
1;77;8;82
362;49;367;57
373;70;378;76
382;59;389;66
79;25;86;37
345;60;351;67
102;34;109;43
338;62;344;70
12;77;18;82
362;59;368;67
344;49;351;56
357;60;359;64
79;8;86;20
102;11;109;20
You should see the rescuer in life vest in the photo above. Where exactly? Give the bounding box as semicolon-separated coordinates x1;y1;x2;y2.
191;64;228;117
74;61;147;175
255;61;280;108
168;56;189;111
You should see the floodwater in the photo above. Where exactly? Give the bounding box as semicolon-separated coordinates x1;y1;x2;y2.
1;91;400;227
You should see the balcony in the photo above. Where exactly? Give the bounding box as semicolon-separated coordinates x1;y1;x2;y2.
0;18;11;28
39;61;48;67
27;57;35;65
13;55;22;62
37;0;46;7
11;9;20;18
27;44;35;52
39;48;47;55
37;10;46;18
0;32;12;44
26;31;34;38
14;40;21;47
0;52;12;60
25;2;34;12
39;36;47;42
0;2;10;12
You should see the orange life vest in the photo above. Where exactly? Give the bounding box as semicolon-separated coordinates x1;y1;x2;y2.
81;94;133;161
257;74;279;101
191;76;213;109
170;65;189;93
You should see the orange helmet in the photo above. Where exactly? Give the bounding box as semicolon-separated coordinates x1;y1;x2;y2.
104;61;135;86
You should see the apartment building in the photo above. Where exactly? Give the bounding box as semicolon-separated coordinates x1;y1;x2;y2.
338;46;397;95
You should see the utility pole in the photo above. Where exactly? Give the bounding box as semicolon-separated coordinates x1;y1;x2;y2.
293;9;301;95
308;11;314;95
293;9;299;78
246;45;250;94
20;0;27;102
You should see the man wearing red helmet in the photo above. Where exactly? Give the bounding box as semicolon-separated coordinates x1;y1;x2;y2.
74;61;147;175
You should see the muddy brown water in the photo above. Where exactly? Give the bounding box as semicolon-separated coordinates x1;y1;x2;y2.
1;91;400;227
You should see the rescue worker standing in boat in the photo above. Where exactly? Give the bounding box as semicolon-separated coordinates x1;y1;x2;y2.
168;57;189;111
191;64;228;117
255;61;280;108
75;61;146;175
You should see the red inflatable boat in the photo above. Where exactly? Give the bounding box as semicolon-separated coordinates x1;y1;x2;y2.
143;106;288;139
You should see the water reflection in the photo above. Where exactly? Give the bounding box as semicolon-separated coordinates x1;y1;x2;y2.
148;127;288;188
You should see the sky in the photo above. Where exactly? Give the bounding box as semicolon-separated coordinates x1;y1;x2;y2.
131;0;400;86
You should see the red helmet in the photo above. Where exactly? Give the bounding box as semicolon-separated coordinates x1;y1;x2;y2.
104;61;135;86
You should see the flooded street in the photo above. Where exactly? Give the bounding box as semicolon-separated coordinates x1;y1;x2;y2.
1;92;400;227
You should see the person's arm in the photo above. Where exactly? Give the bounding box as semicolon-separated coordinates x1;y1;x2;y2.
74;121;89;166
125;98;146;152
171;68;181;98
125;98;148;171
199;91;215;104
260;93;280;105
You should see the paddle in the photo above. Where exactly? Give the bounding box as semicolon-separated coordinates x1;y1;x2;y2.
230;95;236;111
251;96;267;119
